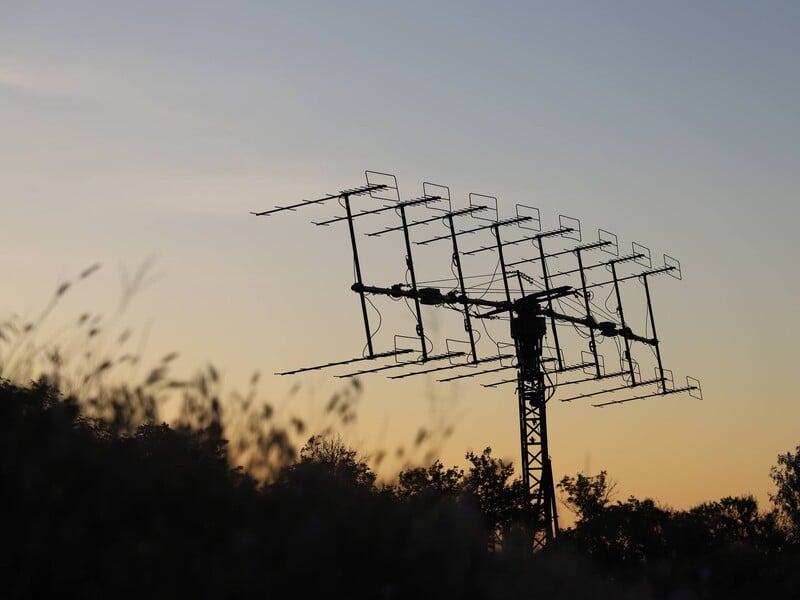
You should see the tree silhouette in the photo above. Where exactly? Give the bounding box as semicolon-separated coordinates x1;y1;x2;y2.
292;433;376;488
557;470;616;523
770;444;800;542
461;448;528;547
4;373;800;598
396;460;464;501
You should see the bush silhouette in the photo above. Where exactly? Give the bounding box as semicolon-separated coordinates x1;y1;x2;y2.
3;269;800;598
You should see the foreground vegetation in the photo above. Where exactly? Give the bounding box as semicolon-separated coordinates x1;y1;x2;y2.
3;267;799;598
2;377;799;599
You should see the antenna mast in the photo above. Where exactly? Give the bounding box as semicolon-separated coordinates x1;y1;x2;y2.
252;171;702;548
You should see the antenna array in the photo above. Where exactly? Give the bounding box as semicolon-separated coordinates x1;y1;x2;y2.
252;170;702;548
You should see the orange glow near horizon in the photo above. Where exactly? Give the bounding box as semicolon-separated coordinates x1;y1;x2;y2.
2;1;799;518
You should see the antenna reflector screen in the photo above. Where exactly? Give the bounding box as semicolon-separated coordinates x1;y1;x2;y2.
543;345;564;369
622;358;641;384
632;242;652;268
559;215;582;241
423;182;452;212
657;368;675;392
445;339;472;365
469;193;498;223
394;335;421;361
664;254;682;279
687;376;703;400
598;229;619;256
582;350;604;375
365;170;400;202
516;204;541;231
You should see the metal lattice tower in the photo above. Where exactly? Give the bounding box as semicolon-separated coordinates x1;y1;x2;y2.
252;171;702;548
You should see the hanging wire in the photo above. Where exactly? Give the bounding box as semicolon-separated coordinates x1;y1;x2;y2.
475;257;501;301
402;267;434;354
544;366;557;400
417;272;504;286
361;294;383;358
352;257;383;358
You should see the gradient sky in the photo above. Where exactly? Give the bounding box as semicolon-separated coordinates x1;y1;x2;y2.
2;1;799;512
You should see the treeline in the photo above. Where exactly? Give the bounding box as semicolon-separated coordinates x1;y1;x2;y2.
2;378;799;599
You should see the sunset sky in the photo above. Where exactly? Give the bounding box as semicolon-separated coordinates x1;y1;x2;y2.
2;1;799;512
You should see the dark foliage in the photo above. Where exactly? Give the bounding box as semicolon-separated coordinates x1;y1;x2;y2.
0;379;620;599
2;378;799;599
771;444;800;542
558;469;800;598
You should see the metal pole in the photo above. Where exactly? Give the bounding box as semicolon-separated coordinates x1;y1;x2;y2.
344;194;374;357
642;274;666;391
400;204;427;360
611;262;636;384
447;214;478;362
536;238;564;370
494;225;512;305
576;249;601;378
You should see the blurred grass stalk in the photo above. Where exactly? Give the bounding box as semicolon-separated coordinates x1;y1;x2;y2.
0;261;454;484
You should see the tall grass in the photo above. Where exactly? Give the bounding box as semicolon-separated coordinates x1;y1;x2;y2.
0;261;449;484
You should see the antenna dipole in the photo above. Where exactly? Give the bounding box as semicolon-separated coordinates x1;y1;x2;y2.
251;171;702;549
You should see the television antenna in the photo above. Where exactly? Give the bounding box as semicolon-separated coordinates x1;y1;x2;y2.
251;171;702;548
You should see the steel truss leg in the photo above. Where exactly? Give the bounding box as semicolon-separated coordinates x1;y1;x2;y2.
512;304;559;548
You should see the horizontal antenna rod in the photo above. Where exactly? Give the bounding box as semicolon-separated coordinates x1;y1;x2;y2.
275;348;413;375
251;184;388;216
313;195;442;226
336;351;465;378
559;377;661;403
437;362;515;382
463;226;574;256
581;265;675;292
482;361;594;388
551;369;630;388
365;205;489;237
547;252;646;279
593;385;697;408
388;354;514;379
416;215;533;246
516;239;610;261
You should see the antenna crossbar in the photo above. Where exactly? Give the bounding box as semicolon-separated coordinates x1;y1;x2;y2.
581;265;675;292
482;378;516;388
416;215;533;246
547;252;646;279
593;385;697;408
506;240;609;264
251;184;388;216
388;354;514;379
464;226;575;256
275;348;414;375
548;361;596;375
559;377;662;403
436;362;515;382
551;369;629;388
313;195;442;226
336;351;465;378
365;205;489;237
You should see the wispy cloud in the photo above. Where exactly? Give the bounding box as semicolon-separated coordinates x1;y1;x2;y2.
0;62;78;97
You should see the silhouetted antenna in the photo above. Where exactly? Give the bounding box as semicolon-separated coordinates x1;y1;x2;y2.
252;170;701;550
250;184;387;216
276;349;414;376
436;362;516;382
336;352;465;379
389;353;514;380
